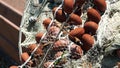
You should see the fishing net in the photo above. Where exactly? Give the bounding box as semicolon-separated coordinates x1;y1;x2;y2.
76;0;120;68
97;0;120;54
17;0;120;68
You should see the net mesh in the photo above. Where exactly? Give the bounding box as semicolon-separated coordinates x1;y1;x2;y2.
19;0;53;47
78;0;120;68
97;0;120;54
18;0;120;68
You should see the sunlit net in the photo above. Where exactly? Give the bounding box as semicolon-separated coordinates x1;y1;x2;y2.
18;0;120;68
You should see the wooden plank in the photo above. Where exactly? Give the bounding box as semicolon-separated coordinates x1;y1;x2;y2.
0;1;22;26
0;17;20;63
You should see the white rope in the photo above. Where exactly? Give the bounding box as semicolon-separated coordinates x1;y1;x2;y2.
19;32;46;67
38;1;64;67
19;0;63;67
18;0;88;67
47;4;63;30
38;0;80;66
18;27;23;62
18;0;33;62
38;5;79;67
68;42;74;53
